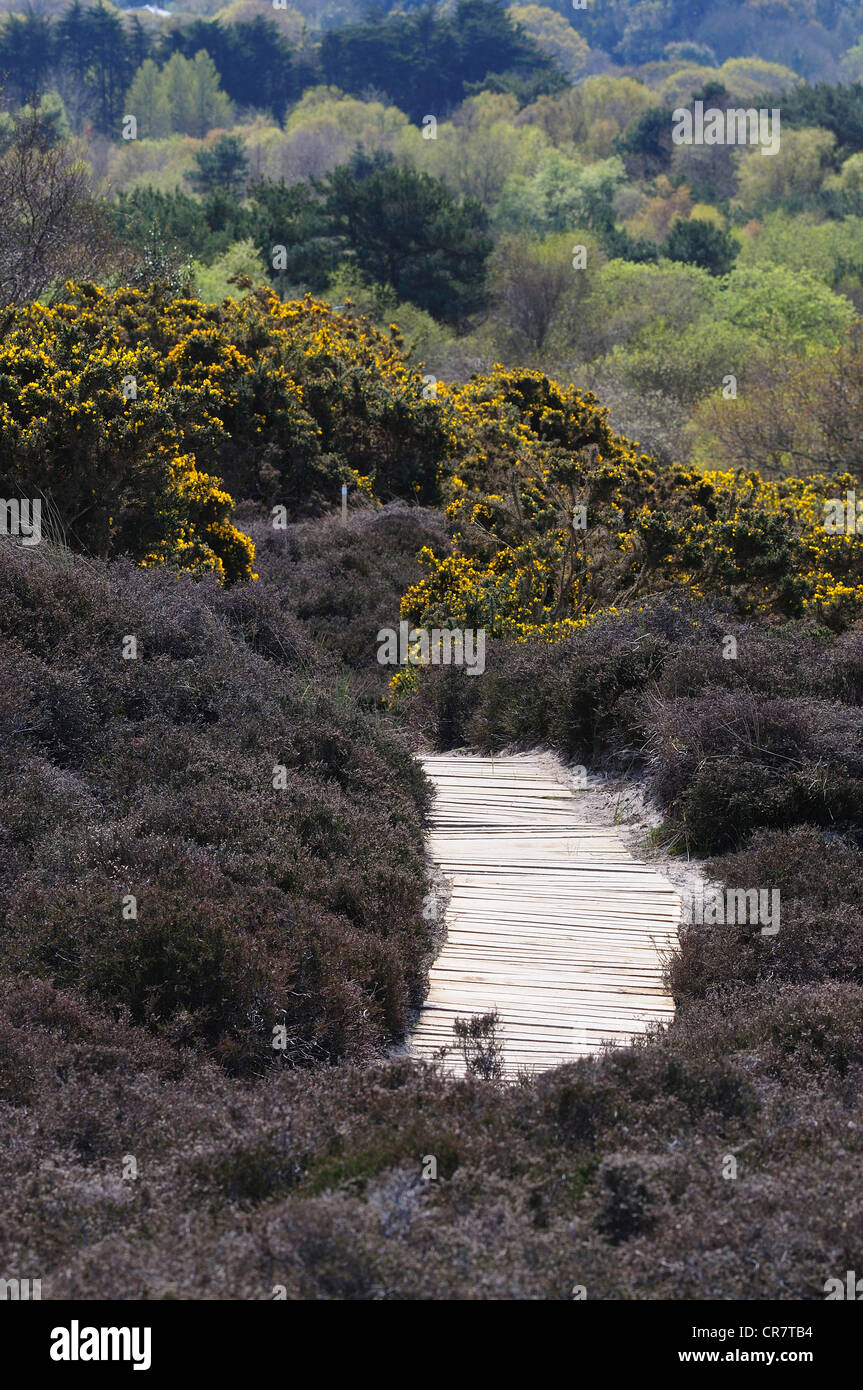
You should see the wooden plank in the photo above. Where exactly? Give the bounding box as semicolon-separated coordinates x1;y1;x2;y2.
408;752;680;1077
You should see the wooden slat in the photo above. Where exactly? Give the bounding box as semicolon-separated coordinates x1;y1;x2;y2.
408;753;681;1076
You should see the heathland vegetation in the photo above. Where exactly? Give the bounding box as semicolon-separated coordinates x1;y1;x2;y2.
1;0;863;1299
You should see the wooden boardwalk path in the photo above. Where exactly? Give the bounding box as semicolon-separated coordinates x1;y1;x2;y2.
409;753;681;1076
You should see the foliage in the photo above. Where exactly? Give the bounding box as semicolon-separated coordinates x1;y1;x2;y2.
244;502;452;702
186;134;249;196
319;0;560;124
733;127;836;217
663;217;737;276
158;14;300;120
0;282;450;563
320;152;492;326
506;5;589;80
487;231;603;356
0;543;432;1071
126;51;235;140
0;107;119;309
191;237;269;302
691;324;863;477
773;80;863;158
0;287;254;582
393;367;863;656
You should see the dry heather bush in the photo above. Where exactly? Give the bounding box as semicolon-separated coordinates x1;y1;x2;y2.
0;541;432;1073
401;594;863;854
241;502;452;702
4;551;863;1298
667;828;863;998
3;973;862;1300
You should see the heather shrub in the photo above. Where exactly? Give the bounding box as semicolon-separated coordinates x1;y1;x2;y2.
243;503;452;701
190;1135;302;1210
669;982;863;1082
401;602;688;754
402;596;863;855
670;902;863;999
829;623;863;704
645;691;863;851
4;978;860;1300
668;827;863;998
707;826;863;908
594;1155;664;1243
655;622;839;701
0;543;431;1072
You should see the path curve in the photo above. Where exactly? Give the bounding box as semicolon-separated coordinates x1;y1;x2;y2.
409;753;682;1076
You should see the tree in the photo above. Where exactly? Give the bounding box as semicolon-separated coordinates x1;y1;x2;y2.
489;232;600;356
615;105;675;178
321;153;492;325
773;80;863;158
577;75;660;158
124;50;234;140
0;108;118;307
718;56;800;101
506;6;589;79
186;135;250;197
0;11;55;105
691;325;863;476
110;187;250;272
77;1;134;134
248;178;336;291
0;92;70;152
664;217;738;276
151;50;234;139
717;263;854;352
733;126;836;217
415;93;548;207
125;58;171;140
192;237;269;302
497;150;626;237
158;16;296;120
319;0;558;123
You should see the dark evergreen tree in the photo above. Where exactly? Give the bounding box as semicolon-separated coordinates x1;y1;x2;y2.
248;179;337;292
615;106;675;179
0;11;55;104
110;187;251;267
321;152;492;324
663;217;738;276
158;17;296;119
320;0;558;123
185;135;250;197
770;81;863;159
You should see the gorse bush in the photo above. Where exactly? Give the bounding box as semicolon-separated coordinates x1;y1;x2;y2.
400;371;863;641
0;283;450;582
5;284;860;632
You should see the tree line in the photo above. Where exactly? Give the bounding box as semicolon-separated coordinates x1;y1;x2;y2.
0;0;560;135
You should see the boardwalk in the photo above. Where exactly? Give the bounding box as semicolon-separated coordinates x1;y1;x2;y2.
409;753;681;1076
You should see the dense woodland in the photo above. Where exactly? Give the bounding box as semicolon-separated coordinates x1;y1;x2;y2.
1;0;863;1303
